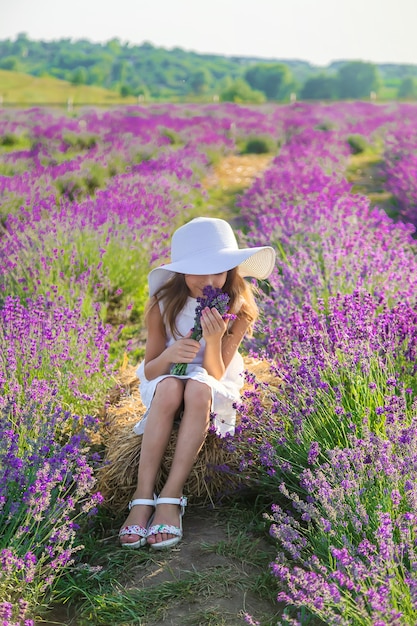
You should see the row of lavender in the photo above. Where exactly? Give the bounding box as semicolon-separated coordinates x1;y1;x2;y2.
231;103;417;625
383;106;417;226
0;101;416;624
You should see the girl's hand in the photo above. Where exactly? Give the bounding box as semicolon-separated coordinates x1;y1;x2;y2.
166;332;200;364
200;307;227;344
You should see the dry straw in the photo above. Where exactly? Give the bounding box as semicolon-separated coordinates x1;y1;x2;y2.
97;358;277;513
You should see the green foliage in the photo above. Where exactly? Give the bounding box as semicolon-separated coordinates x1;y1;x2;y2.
220;78;265;104
347;134;370;155
71;66;88;86
0;37;242;99
300;73;338;100
189;68;212;95
337;60;380;99
240;135;277;155
159;127;183;145
119;83;132;98
0;35;415;102
245;62;294;100
0;132;20;146
0;55;20;71
315;121;336;131
398;76;417;99
54;163;107;201
63;132;98;150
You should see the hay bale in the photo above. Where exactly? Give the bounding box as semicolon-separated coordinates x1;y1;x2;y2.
97;357;277;513
97;426;242;513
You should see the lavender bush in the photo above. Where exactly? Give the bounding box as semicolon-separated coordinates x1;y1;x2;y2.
0;293;108;621
383;117;417;227
0;399;102;622
270;401;417;625
0;295;112;415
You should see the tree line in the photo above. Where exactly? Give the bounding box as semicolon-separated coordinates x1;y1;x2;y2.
1;33;417;102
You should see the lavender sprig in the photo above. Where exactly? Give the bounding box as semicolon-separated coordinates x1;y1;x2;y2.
171;286;236;376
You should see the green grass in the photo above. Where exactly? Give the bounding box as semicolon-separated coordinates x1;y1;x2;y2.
346;148;400;218
0;69;138;105
378;85;400;100
49;503;280;626
72;567;243;625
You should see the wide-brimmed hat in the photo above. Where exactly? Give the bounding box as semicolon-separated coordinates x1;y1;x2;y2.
148;217;276;296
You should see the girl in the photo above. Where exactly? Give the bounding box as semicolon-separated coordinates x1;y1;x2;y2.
119;217;275;550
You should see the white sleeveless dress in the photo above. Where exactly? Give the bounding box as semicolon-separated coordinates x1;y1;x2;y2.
133;296;244;437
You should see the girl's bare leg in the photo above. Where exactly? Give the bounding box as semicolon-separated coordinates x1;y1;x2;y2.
120;377;184;545
147;380;211;546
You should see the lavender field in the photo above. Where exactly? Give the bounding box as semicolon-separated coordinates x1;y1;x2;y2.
1;101;417;626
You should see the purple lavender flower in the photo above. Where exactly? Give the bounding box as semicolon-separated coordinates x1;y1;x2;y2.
171;285;235;375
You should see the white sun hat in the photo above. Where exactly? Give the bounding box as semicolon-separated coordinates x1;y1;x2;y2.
148;217;276;296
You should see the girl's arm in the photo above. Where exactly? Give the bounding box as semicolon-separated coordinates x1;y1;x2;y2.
143;300;200;380
201;308;250;380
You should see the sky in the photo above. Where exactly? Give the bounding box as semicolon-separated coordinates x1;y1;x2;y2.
1;0;417;67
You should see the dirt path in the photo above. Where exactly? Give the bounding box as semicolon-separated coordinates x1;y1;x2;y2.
99;154;279;626
128;506;279;626
203;154;273;191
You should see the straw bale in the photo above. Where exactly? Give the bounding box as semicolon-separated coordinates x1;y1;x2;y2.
97;356;278;513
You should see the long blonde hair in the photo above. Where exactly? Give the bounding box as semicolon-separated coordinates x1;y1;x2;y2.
145;268;259;338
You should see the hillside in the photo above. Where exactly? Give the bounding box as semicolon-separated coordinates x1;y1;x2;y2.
0;69;137;105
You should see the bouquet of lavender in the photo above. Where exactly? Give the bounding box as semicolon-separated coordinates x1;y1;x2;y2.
171;286;236;376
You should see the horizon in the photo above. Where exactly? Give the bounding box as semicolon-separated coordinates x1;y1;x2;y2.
1;33;416;71
2;0;417;68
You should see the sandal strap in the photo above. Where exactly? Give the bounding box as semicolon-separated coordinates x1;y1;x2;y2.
156;496;187;514
128;496;156;510
147;523;182;538
119;524;147;538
